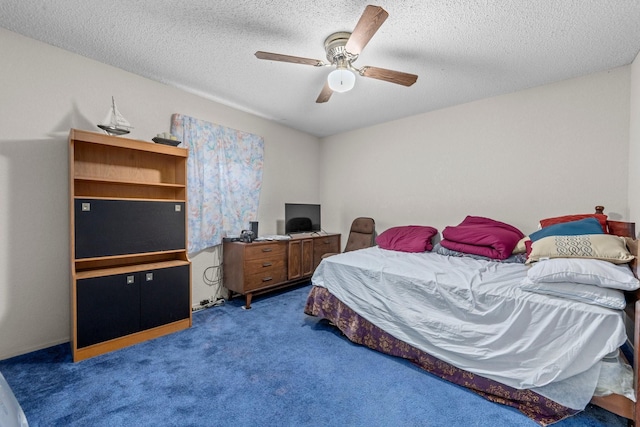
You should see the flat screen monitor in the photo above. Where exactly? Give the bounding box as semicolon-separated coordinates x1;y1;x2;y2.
285;203;321;234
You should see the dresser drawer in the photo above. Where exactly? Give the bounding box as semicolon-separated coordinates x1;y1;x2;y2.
244;267;287;291
244;242;286;261
245;257;286;275
314;235;340;252
313;234;341;270
313;235;340;257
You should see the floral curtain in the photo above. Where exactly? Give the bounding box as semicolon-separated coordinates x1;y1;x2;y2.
171;114;264;254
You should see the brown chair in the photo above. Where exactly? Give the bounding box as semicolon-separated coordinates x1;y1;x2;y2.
322;217;376;259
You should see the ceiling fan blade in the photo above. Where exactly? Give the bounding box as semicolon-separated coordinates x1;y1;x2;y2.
361;66;418;87
345;5;389;55
316;82;333;103
255;51;324;66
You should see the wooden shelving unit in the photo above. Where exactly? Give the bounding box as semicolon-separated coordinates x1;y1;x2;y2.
69;129;191;362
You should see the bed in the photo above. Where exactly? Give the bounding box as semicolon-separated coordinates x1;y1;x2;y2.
304;208;640;425
0;371;28;426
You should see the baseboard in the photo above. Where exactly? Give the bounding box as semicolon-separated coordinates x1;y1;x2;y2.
0;337;70;361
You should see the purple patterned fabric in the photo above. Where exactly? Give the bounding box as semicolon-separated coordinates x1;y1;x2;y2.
304;286;578;426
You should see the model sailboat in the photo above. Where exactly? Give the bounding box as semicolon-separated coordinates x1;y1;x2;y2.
97;97;133;136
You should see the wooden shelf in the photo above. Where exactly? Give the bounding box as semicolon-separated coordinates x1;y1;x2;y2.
69;129;191;362
71;129;187;202
72;318;191;363
76;260;191;280
73;195;187;202
73;176;185;202
74;249;189;271
75;176;186;188
69;129;188;157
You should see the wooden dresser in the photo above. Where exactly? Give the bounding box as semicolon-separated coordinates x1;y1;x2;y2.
223;233;340;308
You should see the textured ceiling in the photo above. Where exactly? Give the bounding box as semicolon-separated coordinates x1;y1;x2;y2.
2;1;640;137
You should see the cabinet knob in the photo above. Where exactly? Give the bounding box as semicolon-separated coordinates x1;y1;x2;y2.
262;248;273;252
262;276;273;282
262;262;272;267
126;275;135;284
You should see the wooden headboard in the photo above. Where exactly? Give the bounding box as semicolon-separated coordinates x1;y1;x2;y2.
595;205;637;240
590;206;640;423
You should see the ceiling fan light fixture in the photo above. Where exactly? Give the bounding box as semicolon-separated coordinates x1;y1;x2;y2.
255;6;417;103
327;68;355;93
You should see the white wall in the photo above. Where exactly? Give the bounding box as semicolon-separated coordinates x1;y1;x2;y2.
320;68;631;241
0;26;635;361
0;28;321;360
628;51;640;229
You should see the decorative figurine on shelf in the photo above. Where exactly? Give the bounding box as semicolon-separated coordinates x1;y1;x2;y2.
97;96;133;136
152;132;181;146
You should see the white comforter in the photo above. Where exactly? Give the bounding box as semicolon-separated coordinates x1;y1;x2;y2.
311;247;627;406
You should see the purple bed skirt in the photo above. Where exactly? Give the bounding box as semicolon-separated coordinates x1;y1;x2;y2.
304;285;579;426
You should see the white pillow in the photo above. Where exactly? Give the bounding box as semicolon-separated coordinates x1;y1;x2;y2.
527;258;639;291
521;278;626;310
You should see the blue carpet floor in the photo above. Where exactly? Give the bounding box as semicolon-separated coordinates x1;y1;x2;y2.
0;283;628;426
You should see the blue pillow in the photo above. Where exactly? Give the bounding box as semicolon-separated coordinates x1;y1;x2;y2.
529;217;604;242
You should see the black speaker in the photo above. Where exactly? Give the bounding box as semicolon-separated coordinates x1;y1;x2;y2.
250;221;258;237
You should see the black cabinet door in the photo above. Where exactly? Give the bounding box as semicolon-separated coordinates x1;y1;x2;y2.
76;266;189;348
140;265;190;330
74;199;186;259
76;273;141;348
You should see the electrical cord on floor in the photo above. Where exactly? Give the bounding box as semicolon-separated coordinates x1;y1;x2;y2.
192;297;225;312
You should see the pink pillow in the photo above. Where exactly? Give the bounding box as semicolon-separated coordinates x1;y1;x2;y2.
376;225;438;252
441;216;524;260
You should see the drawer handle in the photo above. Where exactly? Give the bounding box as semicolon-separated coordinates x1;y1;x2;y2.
262;262;272;267
262;276;273;282
262;248;273;252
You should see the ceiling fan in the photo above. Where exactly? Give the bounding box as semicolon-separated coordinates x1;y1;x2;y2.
255;5;418;103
